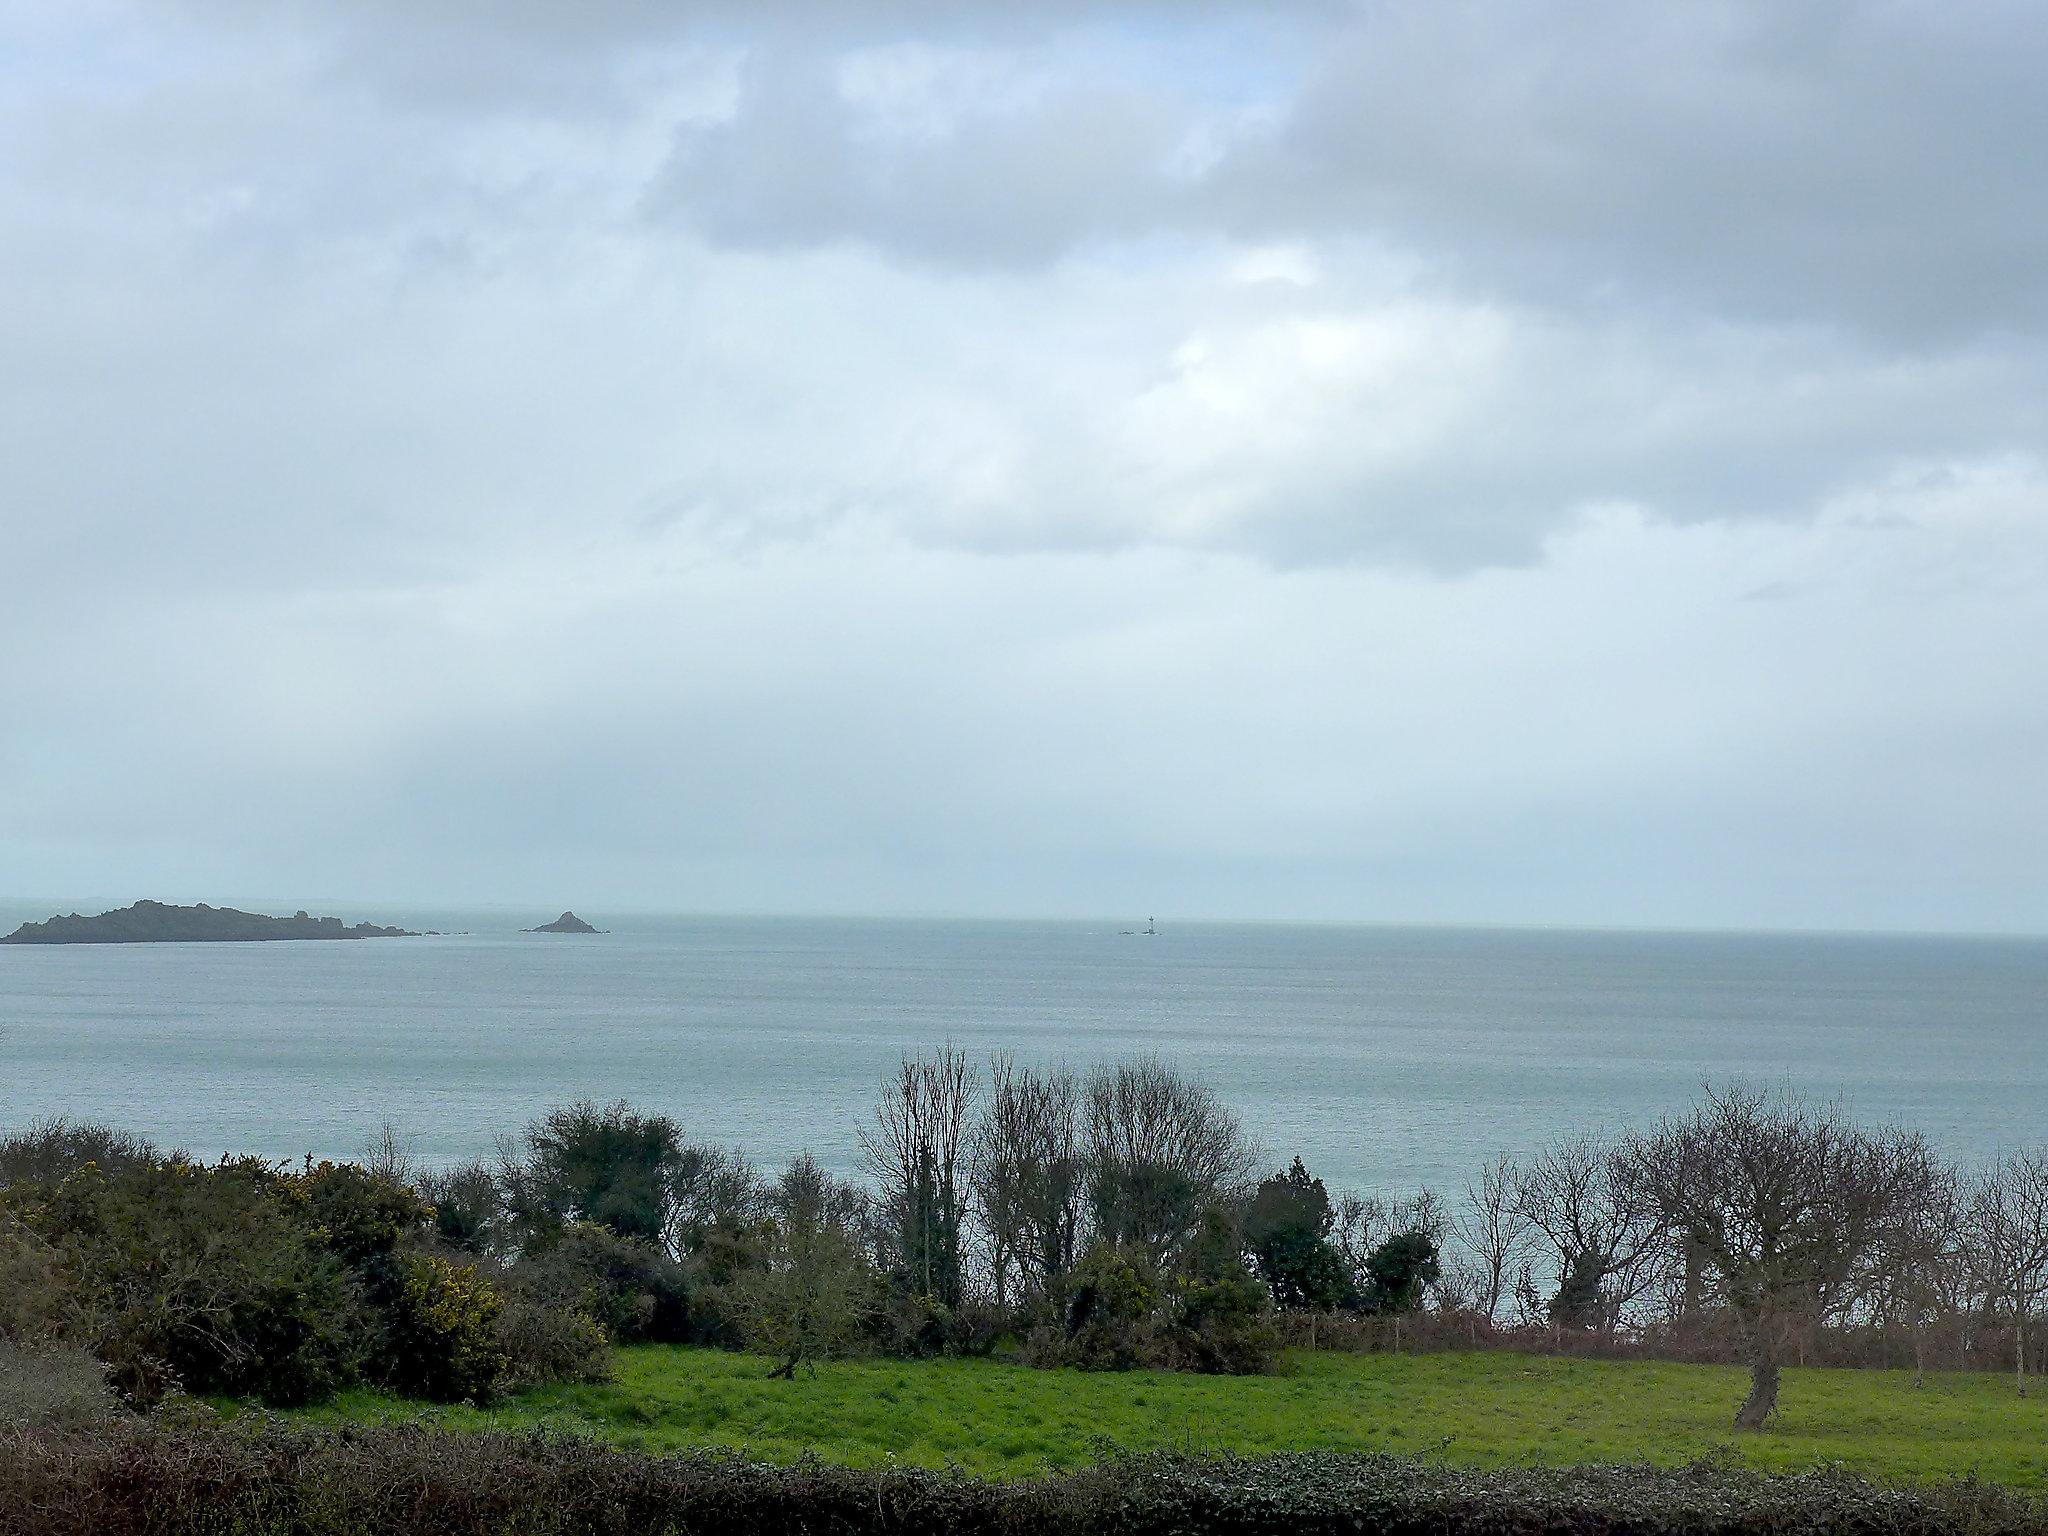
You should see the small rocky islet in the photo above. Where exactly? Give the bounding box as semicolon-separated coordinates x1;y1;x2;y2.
0;899;419;945
525;911;601;934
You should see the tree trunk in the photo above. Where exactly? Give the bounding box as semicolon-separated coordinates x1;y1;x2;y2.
2018;1315;2028;1399
1736;1332;1780;1430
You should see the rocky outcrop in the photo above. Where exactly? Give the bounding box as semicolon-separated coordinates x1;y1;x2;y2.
526;911;600;934
0;900;418;944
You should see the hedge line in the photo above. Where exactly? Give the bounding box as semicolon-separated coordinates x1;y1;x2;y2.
1;1423;2042;1536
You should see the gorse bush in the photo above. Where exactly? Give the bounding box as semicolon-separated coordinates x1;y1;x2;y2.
0;1159;362;1406
293;1161;432;1271
379;1254;508;1403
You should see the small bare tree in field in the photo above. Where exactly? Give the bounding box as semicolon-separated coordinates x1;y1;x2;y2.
859;1047;978;1306
729;1153;876;1379
1619;1085;1939;1429
1965;1149;2048;1397
1515;1133;1665;1331
969;1056;1081;1306
1453;1154;1531;1323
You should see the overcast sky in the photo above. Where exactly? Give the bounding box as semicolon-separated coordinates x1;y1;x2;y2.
2;0;2044;931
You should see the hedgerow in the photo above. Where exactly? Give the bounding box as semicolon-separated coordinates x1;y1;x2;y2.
0;1423;2040;1536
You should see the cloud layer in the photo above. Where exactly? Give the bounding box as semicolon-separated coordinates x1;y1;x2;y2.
1;0;2043;928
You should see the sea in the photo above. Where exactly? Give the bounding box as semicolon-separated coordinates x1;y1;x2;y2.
2;904;2044;1197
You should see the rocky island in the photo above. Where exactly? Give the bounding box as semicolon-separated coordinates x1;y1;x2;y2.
0;900;419;944
526;911;600;933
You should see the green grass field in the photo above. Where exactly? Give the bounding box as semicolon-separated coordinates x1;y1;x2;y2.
247;1347;2048;1487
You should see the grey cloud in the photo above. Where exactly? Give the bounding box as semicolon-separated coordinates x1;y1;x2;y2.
641;2;2048;345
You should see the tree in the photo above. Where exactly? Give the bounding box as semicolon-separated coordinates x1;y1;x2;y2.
970;1056;1081;1307
1964;1149;2048;1397
1244;1159;1353;1310
859;1048;977;1307
1362;1230;1441;1314
1453;1154;1530;1323
666;1143;765;1256
1083;1058;1255;1266
1619;1085;1938;1429
727;1154;876;1378
1516;1133;1663;1331
501;1100;687;1248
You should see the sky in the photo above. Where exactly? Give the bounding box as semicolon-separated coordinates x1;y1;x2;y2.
1;0;2044;932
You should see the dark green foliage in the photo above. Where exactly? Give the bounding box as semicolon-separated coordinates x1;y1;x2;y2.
1549;1249;1610;1329
508;1223;692;1344
879;1288;955;1358
504;1100;686;1246
893;1144;965;1308
1245;1159;1355;1311
1049;1242;1160;1370
378;1254;509;1404
293;1161;432;1270
493;1287;613;1391
1088;1161;1202;1261
1167;1268;1281;1374
0;1212;77;1343
1;1425;2038;1536
420;1161;504;1255
2;1160;361;1407
1363;1230;1440;1315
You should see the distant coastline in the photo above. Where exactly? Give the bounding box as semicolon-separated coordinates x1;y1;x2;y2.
0;899;419;945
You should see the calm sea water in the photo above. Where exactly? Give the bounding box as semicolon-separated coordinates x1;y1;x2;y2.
2;906;2044;1196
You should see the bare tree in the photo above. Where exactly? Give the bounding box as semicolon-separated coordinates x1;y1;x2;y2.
969;1056;1081;1306
858;1046;978;1305
1453;1155;1531;1323
1870;1158;1963;1388
1333;1190;1446;1277
666;1144;766;1257
357;1122;416;1185
1619;1085;1939;1429
1083;1058;1255;1266
1515;1133;1666;1331
1965;1149;2048;1397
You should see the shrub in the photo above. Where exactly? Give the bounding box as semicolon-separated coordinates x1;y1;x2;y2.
1165;1269;1281;1374
0;1339;118;1430
1363;1231;1441;1316
291;1161;432;1271
0;1120;164;1189
502;1100;686;1246
420;1161;504;1255
3;1160;360;1406
1045;1242;1159;1370
877;1289;953;1358
508;1223;691;1344
379;1254;509;1404
0;1214;76;1343
0;1427;2039;1536
1245;1159;1355;1311
493;1291;611;1391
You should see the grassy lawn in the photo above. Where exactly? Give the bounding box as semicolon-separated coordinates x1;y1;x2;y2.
248;1347;2048;1487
